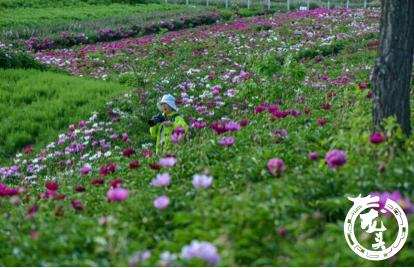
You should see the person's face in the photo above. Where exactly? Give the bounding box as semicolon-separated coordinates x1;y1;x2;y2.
161;103;172;114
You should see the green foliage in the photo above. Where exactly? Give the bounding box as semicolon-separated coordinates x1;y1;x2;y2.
0;69;129;162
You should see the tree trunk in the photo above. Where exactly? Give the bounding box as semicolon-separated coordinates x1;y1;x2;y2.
372;0;414;136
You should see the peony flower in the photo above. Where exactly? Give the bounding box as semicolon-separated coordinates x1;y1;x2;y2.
129;160;140;169
224;121;240;132
71;199;83;211
240;119;250;127
123;147;136;157
122;133;129;142
359;82;368;90
192;174;213;189
316;118;327;126
369;132;385;144
370;191;414;216
322;103;331;110
153;195;170;209
181;240;220;266
159;157;176;168
80;164;92;175
308;152;319;160
23;145;33;155
142;150;152;158
267;158;287;176
45;181;58;191
325;150;347;169
152;173;171;187
109;178;123;188
218;137;234;147
107;188;128;202
171;133;184;143
91;178;105;185
100;163;116;176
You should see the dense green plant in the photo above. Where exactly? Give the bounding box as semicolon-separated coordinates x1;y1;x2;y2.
0;69;130;163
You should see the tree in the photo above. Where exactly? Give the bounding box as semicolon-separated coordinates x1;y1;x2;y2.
372;0;414;136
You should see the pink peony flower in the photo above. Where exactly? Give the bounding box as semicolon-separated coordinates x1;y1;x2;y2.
181;241;220;266
325;150;346;169
80;164;92;175
218;137;234;147
107;188;128;202
153;195;170;209
159;157;176;168
224;121;240;132
267;158;287;176
322;103;331;110
369;132;385;144
71;199;84;211
45;181;58;191
192;174;213;189
152;173;171;187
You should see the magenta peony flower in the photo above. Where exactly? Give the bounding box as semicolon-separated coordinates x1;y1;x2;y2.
359;82;368;90
153;195;170;209
71;199;83;211
122;133;129;142
308;152;319;160
152;173;171;187
80;164;92;175
192;174;213;189
109;178;123;188
107;188;128;202
91;178;105;185
325;150;347;169
45;181;58;191
129;160;140;169
316;118;327;126
371;191;414;216
322;103;331;110
159;157;176;168
142;150;153;158
267;158;287;176
181;241;220;266
171;133;184;143
369;132;385;144
240;119;250;127
123;147;136;157
218;137;234;147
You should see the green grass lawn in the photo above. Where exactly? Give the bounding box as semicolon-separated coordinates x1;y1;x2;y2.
0;3;192;29
0;68;130;163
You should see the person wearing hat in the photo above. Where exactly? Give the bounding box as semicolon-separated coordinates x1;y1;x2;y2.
148;94;188;155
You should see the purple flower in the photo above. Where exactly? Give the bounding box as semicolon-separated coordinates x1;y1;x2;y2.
153;195;170;209
369;132;385;144
308;152;319;160
325;150;346;169
267;158;287;176
80;164;92;175
218;137;234;147
181;241;220;266
152;173;171;187
272;129;288;137
371;191;414;216
107;188;128;202
159;157;176;168
192;174;213;189
224;121;240;132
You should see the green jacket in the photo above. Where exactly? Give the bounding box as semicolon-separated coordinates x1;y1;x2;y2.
149;112;188;155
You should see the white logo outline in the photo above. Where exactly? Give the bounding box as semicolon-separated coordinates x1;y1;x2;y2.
344;194;409;261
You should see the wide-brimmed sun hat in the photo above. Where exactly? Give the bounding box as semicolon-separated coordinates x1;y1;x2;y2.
157;94;178;111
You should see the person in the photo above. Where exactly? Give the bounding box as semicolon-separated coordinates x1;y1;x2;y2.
148;94;188;155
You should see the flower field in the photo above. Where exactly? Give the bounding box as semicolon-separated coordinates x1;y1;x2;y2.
1;3;414;267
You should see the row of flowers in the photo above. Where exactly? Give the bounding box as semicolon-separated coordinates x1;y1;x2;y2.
25;13;222;52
